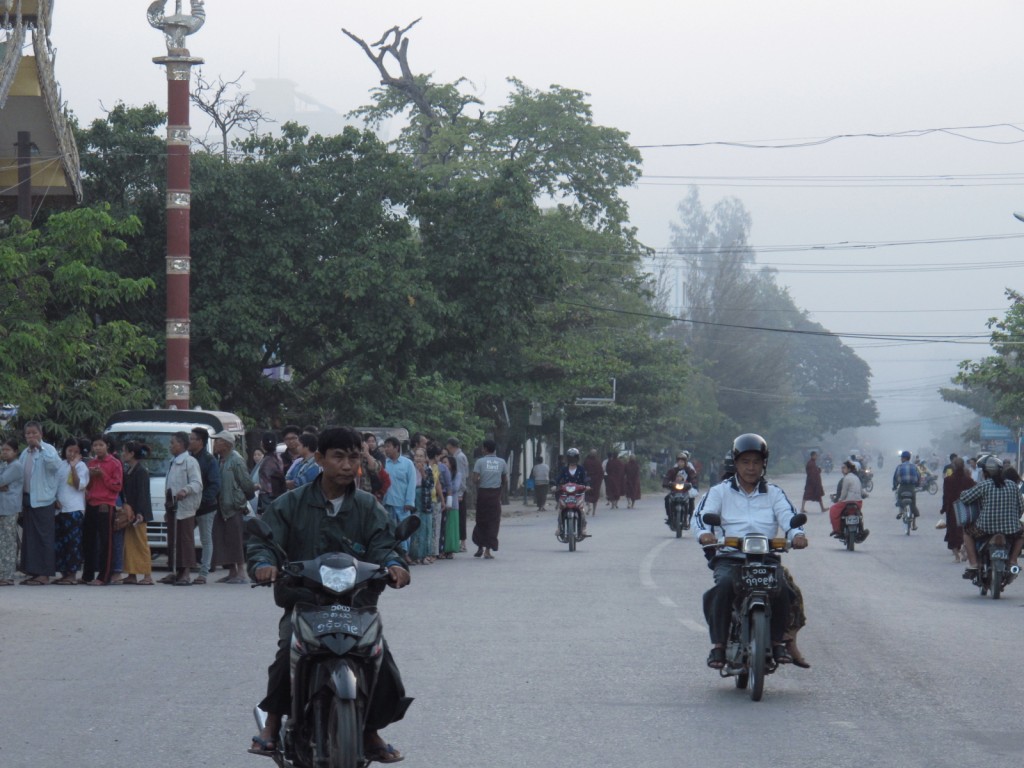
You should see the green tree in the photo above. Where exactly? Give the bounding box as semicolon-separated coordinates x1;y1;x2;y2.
668;188;876;452
941;289;1024;430
0;207;157;438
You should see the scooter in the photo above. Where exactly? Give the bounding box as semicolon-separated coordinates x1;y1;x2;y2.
667;478;692;538
701;512;807;702
970;533;1020;599
838;501;865;551
555;482;587;552
246;515;419;768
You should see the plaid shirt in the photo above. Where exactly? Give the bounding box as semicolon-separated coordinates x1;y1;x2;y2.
892;461;920;489
959;478;1024;534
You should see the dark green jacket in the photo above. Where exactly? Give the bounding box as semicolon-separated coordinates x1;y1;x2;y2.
246;477;406;609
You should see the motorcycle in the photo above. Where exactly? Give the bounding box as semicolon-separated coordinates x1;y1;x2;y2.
838;501;864;551
918;474;938;495
857;467;874;493
895;487;916;535
700;511;807;702
667;478;692;538
969;533;1021;599
246;515;419;768
555;482;587;552
822;456;834;474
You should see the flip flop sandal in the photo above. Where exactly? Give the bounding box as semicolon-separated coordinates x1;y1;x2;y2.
706;647;726;669
248;735;277;757
21;578;47;585
193;576;207;584
364;743;404;763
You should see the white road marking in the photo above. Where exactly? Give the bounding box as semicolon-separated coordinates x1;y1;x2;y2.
658;595;677;608
639;539;674;588
679;618;705;634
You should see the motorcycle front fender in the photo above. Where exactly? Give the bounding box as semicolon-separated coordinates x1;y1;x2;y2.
309;656;361;701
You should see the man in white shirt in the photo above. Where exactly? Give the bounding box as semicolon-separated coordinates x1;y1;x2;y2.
695;433;807;670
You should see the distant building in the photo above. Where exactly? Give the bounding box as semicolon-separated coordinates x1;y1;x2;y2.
0;0;81;219
250;77;353;137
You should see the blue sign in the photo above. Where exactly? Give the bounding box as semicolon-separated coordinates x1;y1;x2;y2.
980;418;1014;441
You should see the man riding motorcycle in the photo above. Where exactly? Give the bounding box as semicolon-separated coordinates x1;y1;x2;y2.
246;427;412;764
695;433;808;670
663;451;697;526
959;454;1024;580
554;447;590;538
892;450;921;529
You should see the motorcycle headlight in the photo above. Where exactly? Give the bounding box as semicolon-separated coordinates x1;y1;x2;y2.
673;482;686;491
319;564;357;594
742;536;770;555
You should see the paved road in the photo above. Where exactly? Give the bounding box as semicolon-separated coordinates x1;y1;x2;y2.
1;473;1021;767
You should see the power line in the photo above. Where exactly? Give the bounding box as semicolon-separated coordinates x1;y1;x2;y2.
633;122;1024;150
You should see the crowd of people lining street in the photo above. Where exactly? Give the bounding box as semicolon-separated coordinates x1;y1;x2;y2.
0;421;531;585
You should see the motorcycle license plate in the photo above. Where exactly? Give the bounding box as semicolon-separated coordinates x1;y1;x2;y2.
991;550;1008;560
742;565;777;591
844;516;861;525
303;606;370;638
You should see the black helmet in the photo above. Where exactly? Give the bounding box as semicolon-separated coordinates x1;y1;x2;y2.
722;451;736;477
567;447;580;459
732;433;769;463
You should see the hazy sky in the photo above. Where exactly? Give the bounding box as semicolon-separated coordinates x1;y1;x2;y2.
49;1;1024;453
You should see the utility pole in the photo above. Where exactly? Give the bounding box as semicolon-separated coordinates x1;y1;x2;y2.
148;1;206;408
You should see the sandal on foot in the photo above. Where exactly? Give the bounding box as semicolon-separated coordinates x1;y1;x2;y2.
962;567;978;580
364;742;403;763
21;578;47;585
138;578;154;585
248;735;277;757
52;577;77;585
193;576;207;585
773;644;793;664
786;640;811;669
707;647;726;669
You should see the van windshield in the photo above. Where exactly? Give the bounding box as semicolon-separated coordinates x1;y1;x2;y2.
113;432;175;478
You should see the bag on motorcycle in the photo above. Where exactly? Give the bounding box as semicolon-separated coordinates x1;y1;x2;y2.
953;499;980;526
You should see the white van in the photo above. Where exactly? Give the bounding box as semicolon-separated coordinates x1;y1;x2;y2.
104;409;247;553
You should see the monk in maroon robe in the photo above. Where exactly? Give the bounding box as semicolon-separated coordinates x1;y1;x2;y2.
604;452;626;508
583;450;604;515
624;456;642;508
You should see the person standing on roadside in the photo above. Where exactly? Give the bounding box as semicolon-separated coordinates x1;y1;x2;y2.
285;433;321;490
211;430;254;583
279;425;302;475
0;438;24;586
82;434;124;586
17;421;62;585
382;436;417;551
54;438;89;584
189;427;222;584
118;441;154;585
531;454;550;511
446;438;470;552
471;439;508;559
163;431;203;586
258;432;286;515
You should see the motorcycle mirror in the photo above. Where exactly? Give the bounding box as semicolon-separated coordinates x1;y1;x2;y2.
702;512;722;527
245;517;274;541
394;515;420;541
789;513;808;529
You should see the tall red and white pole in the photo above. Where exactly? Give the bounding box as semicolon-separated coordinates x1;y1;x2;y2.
149;1;205;409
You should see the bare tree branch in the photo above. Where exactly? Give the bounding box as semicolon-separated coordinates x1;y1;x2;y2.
190;70;273;160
